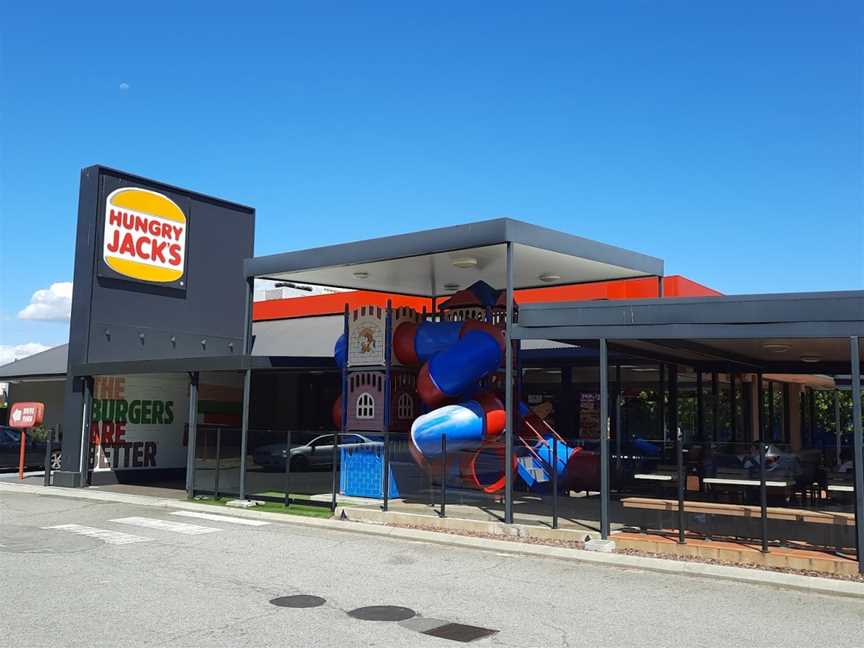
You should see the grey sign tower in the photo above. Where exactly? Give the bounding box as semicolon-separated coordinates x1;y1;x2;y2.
55;166;255;487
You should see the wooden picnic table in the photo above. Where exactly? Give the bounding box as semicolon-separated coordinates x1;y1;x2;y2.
634;473;675;482
703;477;790;488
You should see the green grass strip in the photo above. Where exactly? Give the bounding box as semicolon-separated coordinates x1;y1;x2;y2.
191;496;332;518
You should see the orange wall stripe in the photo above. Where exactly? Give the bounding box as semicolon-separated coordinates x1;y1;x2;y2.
252;275;721;321
662;275;722;297
253;290;433;321
516;276;661;304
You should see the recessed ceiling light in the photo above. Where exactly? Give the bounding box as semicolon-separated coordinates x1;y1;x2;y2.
352;271;369;279
443;283;460;291
451;256;478;269
632;367;658;373
538;273;561;282
763;343;792;353
800;355;821;364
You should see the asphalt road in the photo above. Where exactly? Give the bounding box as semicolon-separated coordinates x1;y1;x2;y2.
2;491;863;648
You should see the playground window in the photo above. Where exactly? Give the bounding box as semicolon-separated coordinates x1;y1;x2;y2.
397;392;413;420
356;393;375;419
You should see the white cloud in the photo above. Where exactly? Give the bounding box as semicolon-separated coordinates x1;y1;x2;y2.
18;282;73;321
0;343;50;367
119;82;130;90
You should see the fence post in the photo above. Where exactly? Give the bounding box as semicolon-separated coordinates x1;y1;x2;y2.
284;429;292;508
43;427;55;487
382;430;390;511
214;427;222;499
552;438;559;530
330;431;339;513
440;434;447;518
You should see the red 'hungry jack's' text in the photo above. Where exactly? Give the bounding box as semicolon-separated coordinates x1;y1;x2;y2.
105;209;183;266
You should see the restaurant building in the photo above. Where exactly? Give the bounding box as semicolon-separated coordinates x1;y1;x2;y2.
2;166;861;575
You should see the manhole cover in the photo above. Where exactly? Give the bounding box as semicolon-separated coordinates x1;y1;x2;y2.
422;623;499;642
270;595;326;608
347;605;416;622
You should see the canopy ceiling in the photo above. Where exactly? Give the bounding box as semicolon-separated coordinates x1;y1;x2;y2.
246;219;663;296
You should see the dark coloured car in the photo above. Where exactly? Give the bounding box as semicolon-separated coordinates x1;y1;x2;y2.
0;426;61;470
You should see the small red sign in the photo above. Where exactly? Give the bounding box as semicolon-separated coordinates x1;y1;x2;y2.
8;402;45;429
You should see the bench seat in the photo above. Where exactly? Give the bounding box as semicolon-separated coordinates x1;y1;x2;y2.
620;497;854;548
621;497;854;525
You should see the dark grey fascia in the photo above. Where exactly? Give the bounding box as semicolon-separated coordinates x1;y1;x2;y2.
70;355;334;377
86;165;255;213
513;322;864;341
244;217;664;281
514;290;864;340
0;373;67;382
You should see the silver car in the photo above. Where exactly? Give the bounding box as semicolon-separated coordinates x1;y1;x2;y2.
253;433;377;472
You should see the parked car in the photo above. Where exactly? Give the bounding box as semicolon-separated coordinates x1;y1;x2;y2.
0;426;61;470
253;433;378;472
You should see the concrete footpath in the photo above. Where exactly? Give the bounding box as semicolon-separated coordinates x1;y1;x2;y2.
2;481;863;600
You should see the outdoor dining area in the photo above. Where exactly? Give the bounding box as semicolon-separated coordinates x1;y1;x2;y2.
513;290;863;572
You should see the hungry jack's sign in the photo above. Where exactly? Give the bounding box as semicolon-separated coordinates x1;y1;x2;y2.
101;187;188;287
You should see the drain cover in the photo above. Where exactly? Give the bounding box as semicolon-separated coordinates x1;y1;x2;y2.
347;605;416;622
270;595;326;608
422;623;498;642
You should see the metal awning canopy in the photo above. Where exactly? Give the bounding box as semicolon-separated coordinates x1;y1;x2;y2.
0;344;69;381
514;290;864;373
245;218;663;296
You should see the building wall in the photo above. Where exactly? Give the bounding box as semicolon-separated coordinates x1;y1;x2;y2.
7;380;66;430
251;316;343;356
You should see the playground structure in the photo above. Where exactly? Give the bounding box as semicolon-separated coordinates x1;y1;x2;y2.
332;281;597;497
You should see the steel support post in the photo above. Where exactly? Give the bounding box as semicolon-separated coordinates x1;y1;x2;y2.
600;338;610;540
504;242;515;524
711;372;719;442
670;365;684;544
239;369;251;500
757;373;768;553
615;365;622;471
81;377;93;485
849;337;863;574
185;372;199;497
696;371;704;442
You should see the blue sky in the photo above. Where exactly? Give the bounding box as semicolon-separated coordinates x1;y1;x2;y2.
1;1;861;359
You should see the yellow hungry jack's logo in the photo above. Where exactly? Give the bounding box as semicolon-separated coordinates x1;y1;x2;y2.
103;188;187;283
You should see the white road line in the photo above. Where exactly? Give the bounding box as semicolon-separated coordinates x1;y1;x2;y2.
44;524;152;545
110;516;220;535
170;511;270;526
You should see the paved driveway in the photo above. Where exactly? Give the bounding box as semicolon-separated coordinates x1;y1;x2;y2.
2;491;863;647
